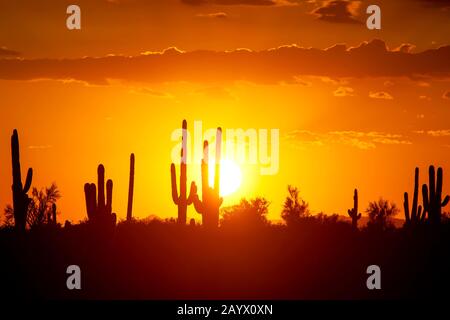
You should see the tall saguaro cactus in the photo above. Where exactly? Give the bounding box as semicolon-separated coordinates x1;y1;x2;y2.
347;189;361;230
403;167;426;226
171;120;196;224
193;127;223;228
422;165;449;226
84;164;117;228
127;153;135;221
11;129;33;232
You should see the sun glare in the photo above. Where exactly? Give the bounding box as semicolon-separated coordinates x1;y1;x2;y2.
208;159;242;196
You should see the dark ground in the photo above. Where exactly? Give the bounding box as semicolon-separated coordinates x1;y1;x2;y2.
1;220;449;300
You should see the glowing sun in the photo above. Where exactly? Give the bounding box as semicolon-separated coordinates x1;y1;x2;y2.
209;159;242;196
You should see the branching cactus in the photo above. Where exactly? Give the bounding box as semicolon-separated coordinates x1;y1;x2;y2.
84;164;117;228
11;129;33;232
193;127;223;228
171;120;196;224
403;167;426;226
127;153;135;222
422;165;450;226
347;189;361;230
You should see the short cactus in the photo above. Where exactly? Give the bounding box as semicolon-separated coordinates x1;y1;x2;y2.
11;129;33;232
193;127;223;228
171;120;196;224
127;153;135;222
422;165;449;225
347;189;361;230
84;164;117;228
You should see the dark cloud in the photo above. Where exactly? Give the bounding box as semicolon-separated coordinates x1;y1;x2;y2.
443;90;450;99
369;91;394;100
182;0;288;5
0;46;20;57
418;0;450;9
0;40;449;85
313;0;362;24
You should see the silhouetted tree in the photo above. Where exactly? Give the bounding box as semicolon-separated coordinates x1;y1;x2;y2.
221;198;270;228
3;184;60;229
27;183;61;228
366;198;399;231
3;205;14;227
281;185;310;226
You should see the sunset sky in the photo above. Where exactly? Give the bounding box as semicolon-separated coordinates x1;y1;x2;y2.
1;0;449;223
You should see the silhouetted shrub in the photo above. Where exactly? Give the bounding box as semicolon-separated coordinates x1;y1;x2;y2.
366;198;399;231
281;185;310;226
221;197;270;228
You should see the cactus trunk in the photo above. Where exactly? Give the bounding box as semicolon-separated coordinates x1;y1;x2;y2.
193;127;223;228
84;164;117;228
403;167;426;227
347;189;361;230
127;153;135;221
423;166;450;226
11;129;33;232
171;120;195;224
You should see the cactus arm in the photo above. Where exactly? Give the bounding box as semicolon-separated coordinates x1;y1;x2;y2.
422;184;429;213
411;167;419;221
193;194;204;214
186;181;197;205
443;195;450;207
404;192;410;223
23;168;33;193
436;168;449;208
437;167;443;210
170;163;180;204
418;205;426;222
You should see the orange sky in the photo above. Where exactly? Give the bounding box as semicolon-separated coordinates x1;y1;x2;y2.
1;0;450;223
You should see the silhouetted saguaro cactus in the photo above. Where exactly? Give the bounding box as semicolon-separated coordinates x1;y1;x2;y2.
347;189;361;230
171;120;196;224
422;165;449;226
193;127;223;228
127;153;135;221
403;167;426;226
84;164;117;228
11;129;33;232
